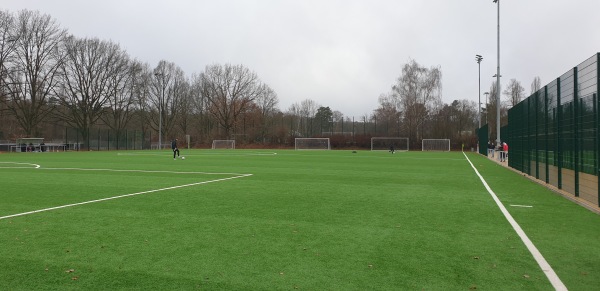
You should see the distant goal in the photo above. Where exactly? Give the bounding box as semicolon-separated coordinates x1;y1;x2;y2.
422;139;450;152
371;137;409;151
295;138;330;150
212;140;235;149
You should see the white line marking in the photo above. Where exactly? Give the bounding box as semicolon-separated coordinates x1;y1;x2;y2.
510;204;533;208
39;167;248;176
0;162;41;168
0;165;253;221
117;151;278;157
463;152;567;291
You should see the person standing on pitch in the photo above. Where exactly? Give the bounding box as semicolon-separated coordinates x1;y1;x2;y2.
389;144;395;154
171;138;180;160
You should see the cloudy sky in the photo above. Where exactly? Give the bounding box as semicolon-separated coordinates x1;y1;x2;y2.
4;0;600;117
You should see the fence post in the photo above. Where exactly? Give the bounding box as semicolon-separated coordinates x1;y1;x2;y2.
535;91;539;179
596;52;600;206
557;77;562;189
574;67;579;197
524;95;529;175
596;93;600;207
545;86;549;184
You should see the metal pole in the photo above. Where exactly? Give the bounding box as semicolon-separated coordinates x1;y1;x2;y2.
484;92;490;125
494;0;501;146
155;73;164;150
476;55;483;129
160;85;163;150
478;56;481;155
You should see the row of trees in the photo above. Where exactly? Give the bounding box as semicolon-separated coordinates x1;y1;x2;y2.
0;10;282;148
0;9;534;150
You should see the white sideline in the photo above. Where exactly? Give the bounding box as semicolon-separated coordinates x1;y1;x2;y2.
462;152;567;291
0;165;252;221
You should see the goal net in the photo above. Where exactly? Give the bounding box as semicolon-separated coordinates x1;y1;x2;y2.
422;139;450;152
212;140;235;149
371;137;409;151
295;138;330;150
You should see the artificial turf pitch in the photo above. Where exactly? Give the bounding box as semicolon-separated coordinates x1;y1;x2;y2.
0;150;599;290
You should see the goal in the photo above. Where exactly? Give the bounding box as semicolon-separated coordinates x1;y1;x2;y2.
295;138;330;150
212;140;235;149
371;137;409;151
422;139;450;152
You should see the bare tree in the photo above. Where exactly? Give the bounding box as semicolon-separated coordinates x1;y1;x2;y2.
452;99;477;136
151;60;186;144
486;80;508;141
253;83;279;143
298;99;319;136
56;36;128;149
175;79;192;140
391;59;442;143
100;57;140;149
189;72;211;140
200;64;264;138
374;93;401;136
4;10;66;136
0;10;18;135
0;10;17;98
131;62;153;137
503;78;525;107
530;76;542;95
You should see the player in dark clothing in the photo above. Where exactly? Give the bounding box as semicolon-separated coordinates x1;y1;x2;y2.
171;138;180;160
389;144;395;154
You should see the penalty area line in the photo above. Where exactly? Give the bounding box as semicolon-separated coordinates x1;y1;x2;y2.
462;152;567;291
0;174;252;221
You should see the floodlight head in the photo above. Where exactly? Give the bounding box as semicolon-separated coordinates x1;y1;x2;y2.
476;55;483;63
493;0;498;3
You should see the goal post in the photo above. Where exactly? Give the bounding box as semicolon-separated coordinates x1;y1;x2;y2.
371;137;409;151
212;140;235;149
295;138;330;150
422;139;451;152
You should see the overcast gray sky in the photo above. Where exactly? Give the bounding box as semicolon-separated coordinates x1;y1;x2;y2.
4;0;600;117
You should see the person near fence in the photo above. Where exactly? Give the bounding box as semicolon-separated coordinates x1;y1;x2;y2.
488;141;495;157
171;138;180;160
501;142;508;162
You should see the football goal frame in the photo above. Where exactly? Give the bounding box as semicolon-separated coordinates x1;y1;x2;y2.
212;140;235;149
371;137;409;151
295;138;331;150
422;139;451;152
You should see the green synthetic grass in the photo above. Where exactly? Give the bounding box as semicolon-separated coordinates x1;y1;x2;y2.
0;150;599;290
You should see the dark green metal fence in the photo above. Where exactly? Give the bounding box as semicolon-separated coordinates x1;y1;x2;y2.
505;53;599;207
477;124;489;155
